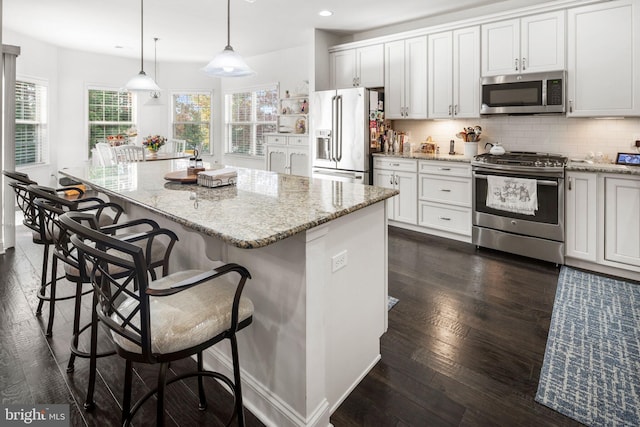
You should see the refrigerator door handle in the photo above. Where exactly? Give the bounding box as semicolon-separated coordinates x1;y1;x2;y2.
331;95;338;162
336;95;343;162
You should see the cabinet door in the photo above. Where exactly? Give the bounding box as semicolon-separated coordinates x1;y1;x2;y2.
428;31;453;119
330;50;356;89
520;11;565;73
567;0;640;116
404;36;428;119
357;45;384;88
481;19;520;76
384;40;406;119
266;146;288;174
394;171;418;224
373;168;397;220
453;26;480;118
565;172;597;262
288;148;309;177
604;176;640;267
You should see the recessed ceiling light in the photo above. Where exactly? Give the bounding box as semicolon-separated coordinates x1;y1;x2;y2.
319;10;333;17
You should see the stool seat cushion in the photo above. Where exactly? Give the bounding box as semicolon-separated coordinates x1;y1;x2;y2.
112;269;254;354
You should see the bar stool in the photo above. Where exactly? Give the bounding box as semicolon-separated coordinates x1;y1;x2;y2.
61;211;254;426
32;189;178;410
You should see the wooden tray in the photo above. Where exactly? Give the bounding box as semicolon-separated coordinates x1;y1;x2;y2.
163;169;204;183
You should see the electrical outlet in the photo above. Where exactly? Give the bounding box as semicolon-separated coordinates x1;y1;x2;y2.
331;250;348;273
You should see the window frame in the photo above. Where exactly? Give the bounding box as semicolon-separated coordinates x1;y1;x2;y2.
170;91;213;154
224;83;279;158
15;76;49;169
86;85;136;154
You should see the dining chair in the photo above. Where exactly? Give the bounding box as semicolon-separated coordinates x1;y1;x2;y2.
95;142;118;166
61;210;254;426
165;139;187;154
114;144;146;163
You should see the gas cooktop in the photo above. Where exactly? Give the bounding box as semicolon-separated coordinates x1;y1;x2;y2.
472;151;568;168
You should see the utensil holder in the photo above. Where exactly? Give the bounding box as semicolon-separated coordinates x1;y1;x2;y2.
464;142;478;158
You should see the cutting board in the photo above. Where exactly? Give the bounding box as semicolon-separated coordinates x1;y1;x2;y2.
163;168;205;183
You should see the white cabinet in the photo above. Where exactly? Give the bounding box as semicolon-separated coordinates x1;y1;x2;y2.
428;26;480;119
565;172;597;262
481;11;565;76
567;0;640;116
373;157;417;224
265;135;309;177
604;176;640;267
384;36;428;119
329;45;384;89
418;161;471;239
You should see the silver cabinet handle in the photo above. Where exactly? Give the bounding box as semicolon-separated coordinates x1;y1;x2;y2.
439;217;451;221
568;177;572;191
522;58;526;70
390;163;400;167
454;104;458;115
448;105;452;116
440;189;451;192
438;168;451;171
569;100;573;113
394;175;399;185
515;58;519;71
389;176;394;185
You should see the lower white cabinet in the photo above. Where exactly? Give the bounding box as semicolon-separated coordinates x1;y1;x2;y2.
265;135;309;177
604;176;640;267
373;158;417;224
565;172;597;262
418;160;471;240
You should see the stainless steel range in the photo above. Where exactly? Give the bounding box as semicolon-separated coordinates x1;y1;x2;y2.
471;151;568;264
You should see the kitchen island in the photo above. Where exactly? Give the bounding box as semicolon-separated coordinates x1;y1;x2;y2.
60;159;397;427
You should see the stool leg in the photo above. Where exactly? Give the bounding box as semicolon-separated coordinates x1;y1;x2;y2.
67;279;85;373
84;292;99;411
36;244;50;316
122;359;133;426
230;335;246;427
157;362;169;427
45;254;58;337
197;352;207;411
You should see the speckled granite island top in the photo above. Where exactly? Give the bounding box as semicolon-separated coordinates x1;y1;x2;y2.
372;152;472;163
60;159;398;249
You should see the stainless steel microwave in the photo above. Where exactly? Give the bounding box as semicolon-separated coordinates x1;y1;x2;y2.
480;71;565;115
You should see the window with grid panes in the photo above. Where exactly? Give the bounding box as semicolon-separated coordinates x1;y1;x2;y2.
15;79;48;167
87;88;134;151
172;92;212;153
225;85;278;156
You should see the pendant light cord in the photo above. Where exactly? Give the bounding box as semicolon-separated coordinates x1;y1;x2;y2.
226;0;231;49
140;0;145;71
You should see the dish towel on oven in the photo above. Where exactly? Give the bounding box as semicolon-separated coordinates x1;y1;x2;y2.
485;175;538;215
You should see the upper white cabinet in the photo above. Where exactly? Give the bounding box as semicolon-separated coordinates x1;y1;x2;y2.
329;45;384;89
481;11;565;76
428;26;480;119
567;0;640;117
385;36;428;119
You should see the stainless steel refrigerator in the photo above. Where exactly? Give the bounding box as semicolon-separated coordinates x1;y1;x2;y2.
312;87;378;184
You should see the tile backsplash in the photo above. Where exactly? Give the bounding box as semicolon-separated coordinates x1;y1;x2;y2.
393;116;640;162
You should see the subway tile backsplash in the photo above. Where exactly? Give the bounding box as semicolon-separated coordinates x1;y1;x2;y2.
393;116;640;162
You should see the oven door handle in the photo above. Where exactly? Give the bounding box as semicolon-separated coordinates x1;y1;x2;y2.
473;174;558;187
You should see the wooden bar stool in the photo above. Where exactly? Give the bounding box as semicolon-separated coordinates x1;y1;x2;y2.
61;211;254;426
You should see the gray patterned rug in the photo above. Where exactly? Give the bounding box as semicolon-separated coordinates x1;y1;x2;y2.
536;267;640;426
387;296;399;311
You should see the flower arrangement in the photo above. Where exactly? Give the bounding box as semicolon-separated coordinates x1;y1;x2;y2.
142;135;166;152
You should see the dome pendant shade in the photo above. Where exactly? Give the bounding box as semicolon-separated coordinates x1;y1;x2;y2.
126;71;161;92
203;46;255;77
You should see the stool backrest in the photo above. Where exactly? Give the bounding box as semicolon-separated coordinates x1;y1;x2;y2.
114;145;146;163
95;143;117;166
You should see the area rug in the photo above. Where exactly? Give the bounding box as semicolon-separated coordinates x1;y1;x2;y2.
387;296;399;311
536;266;640;426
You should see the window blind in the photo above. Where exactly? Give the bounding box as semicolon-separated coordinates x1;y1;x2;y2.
87;88;134;150
15;80;48;166
225;85;277;156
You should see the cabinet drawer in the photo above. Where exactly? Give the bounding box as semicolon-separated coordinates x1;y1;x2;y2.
288;136;308;146
374;157;417;172
418;160;470;177
266;135;286;145
418;202;471;236
419;176;471;206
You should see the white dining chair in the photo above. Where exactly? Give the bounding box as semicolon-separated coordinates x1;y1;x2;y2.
164;139;187;154
114;145;146;163
95;142;118;166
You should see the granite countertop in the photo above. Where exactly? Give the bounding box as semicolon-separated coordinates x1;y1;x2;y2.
566;161;640;176
372;152;472;163
60;160;398;249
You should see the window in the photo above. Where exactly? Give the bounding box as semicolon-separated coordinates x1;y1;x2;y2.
171;92;212;152
87;88;134;151
225;85;278;156
15;79;48;167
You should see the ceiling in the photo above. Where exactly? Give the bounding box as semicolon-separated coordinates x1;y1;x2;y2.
3;0;553;63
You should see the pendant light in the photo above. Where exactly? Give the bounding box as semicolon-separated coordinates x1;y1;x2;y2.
202;0;255;77
146;37;164;106
125;0;161;91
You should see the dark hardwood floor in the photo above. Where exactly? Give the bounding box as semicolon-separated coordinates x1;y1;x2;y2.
0;221;581;426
